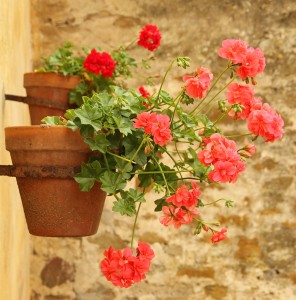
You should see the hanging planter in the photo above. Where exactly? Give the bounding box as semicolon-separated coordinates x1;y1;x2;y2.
23;72;81;125
5;125;106;237
1;25;285;288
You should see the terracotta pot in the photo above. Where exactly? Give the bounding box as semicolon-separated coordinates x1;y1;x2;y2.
5;126;106;237
24;72;81;125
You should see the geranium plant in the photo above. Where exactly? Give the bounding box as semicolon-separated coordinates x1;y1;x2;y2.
36;24;161;106
43;26;284;288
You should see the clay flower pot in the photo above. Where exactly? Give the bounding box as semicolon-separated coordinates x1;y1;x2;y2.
24;72;81;125
5;126;106;237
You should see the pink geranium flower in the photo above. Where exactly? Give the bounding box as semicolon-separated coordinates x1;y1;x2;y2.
133;112;157;134
134;112;172;146
208;160;245;183
166;181;201;211
247;103;284;142
183;67;213;99
226;83;262;120
198;133;240;166
160;205;199;229
211;228;227;243
218;39;248;64
198;133;246;183
151;114;172;146
237;47;266;79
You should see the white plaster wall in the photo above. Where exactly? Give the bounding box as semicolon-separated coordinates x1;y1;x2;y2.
0;0;31;299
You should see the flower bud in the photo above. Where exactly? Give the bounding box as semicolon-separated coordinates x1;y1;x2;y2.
245;144;256;155
203;225;209;232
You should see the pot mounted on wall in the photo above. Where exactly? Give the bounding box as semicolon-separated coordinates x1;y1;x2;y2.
5;72;80;125
3;125;106;237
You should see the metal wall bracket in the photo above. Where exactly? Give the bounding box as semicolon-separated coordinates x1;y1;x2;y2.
0;165;81;178
5;94;70;110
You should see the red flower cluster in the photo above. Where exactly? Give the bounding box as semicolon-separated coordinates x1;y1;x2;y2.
138;86;151;108
160;182;200;229
247;103;284;142
211;228;227;243
138;24;162;51
100;242;154;288
133;112;172;146
83;49;116;78
218;39;266;79
138;86;150;99
183;67;213;99
225;83;284;142
198;133;245;183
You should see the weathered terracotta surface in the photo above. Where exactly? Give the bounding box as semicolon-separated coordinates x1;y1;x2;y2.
5;126;106;237
24;72;80;125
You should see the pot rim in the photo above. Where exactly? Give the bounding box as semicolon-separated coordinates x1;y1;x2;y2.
24;72;81;89
5;125;90;151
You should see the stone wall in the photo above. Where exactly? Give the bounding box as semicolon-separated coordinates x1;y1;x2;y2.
30;0;296;299
0;0;31;299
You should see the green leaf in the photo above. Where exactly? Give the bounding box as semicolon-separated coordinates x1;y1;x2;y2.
158;90;173;104
74;161;103;192
41;116;67;125
154;197;166;212
126;188;145;203
225;199;234;208
187;147;210;180
114;157;133;179
85;133;110;153
74;103;103;131
112;188;145;216
64;109;76;120
176;56;191;69
99;171;126;194
138;162;154;187
197;199;204;207
197;114;213;127
112;198;136;216
116;117;133;136
177;111;198;128
153;163;178;190
122;134;147;166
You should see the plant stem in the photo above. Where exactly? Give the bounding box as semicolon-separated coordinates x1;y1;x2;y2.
103;153;110;172
152;156;171;194
193;77;235;117
203;198;227;206
156;59;175;101
113;138;146;192
212;106;232;126
136;168;199;175
106;151;135;163
225;133;253;139
160;146;184;181
131;202;142;249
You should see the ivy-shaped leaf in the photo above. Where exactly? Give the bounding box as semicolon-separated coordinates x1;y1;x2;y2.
41;116;67;125
84;133;110;153
74;161;103;192
126;188;146;203
99;171;126;194
112;198;136;216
